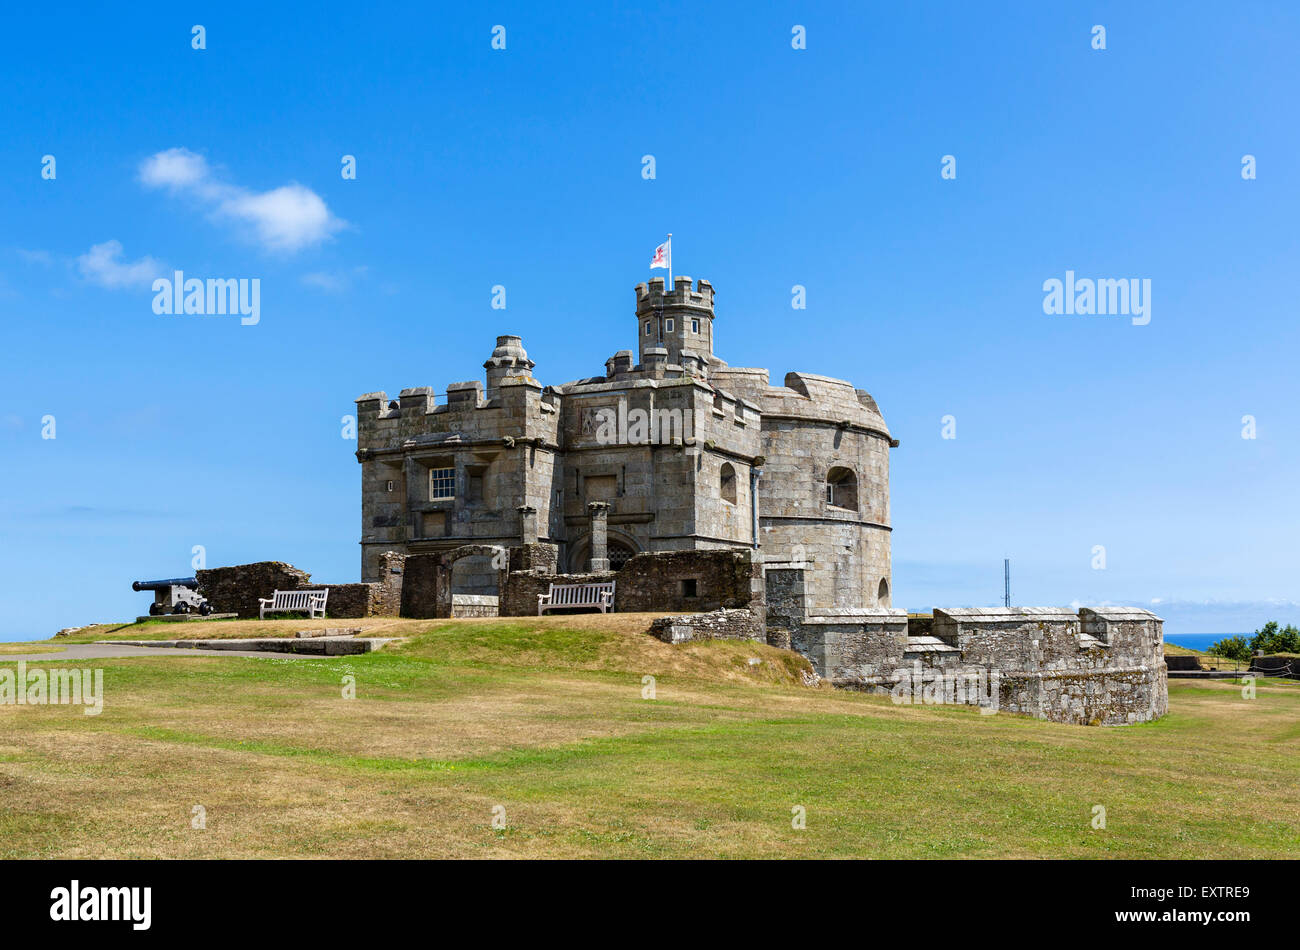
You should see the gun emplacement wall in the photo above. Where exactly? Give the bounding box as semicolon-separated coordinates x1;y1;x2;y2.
766;567;1168;726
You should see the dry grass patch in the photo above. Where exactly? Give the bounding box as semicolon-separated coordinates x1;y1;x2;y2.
3;619;1297;858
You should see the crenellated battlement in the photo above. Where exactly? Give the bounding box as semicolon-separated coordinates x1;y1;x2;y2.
634;276;715;314
634;276;716;367
355;275;894;635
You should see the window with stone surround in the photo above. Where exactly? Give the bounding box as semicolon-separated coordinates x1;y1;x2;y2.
665;317;674;332
826;466;858;511
691;319;699;333
429;466;456;500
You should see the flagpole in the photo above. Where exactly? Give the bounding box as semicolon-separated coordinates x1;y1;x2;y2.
667;233;672;289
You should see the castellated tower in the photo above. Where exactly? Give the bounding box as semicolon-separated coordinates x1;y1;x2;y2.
634;276;715;371
355;275;893;612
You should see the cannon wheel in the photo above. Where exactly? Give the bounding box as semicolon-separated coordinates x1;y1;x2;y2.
149;602;163;616
199;602;212;616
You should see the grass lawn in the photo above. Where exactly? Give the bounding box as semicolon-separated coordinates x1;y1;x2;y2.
2;615;1297;858
0;643;65;655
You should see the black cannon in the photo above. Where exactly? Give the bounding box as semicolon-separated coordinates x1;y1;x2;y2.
131;577;212;616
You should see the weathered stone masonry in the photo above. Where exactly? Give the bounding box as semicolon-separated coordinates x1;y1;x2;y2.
766;565;1167;726
342;275;1168;726
355;276;894;616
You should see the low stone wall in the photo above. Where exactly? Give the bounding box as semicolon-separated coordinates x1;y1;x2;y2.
766;567;1167;725
1249;655;1297;676
197;556;403;620
452;594;499;618
509;542;559;575
650;609;764;644
196;562;313;619
993;667;1165;725
501;549;762;617
615;550;762;613
501;569;608;616
324;583;379;619
1165;654;1202;671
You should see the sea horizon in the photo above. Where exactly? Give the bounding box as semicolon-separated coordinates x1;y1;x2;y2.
1164;633;1250;652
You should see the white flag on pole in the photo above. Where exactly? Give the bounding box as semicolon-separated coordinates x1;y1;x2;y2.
650;236;671;270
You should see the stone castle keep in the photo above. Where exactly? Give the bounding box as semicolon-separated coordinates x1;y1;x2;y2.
237;273;1172;727
355;276;893;609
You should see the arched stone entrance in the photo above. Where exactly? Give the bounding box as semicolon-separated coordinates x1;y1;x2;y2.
402;544;508;618
566;534;638;573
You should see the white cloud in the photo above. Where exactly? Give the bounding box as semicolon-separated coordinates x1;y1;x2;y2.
76;240;165;289
138;147;211;190
139;147;345;253
223;184;342;252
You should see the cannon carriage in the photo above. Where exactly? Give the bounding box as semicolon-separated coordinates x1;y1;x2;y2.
131;577;213;616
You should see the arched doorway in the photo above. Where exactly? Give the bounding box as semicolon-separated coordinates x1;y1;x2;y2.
442;544;507;617
567;534;639;573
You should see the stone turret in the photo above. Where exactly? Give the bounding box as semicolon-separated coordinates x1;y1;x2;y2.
484;335;535;399
634;276;715;369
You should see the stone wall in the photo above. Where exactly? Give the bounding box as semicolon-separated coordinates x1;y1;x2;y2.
765;568;1167;726
452;594;500;618
401;553;443;618
650;609;764;644
196;557;403;620
323;583;378;619
196;562;313;619
508;542;559;575
399;545;510;619
500;549;762;616
370;551;405;616
356;278;893;609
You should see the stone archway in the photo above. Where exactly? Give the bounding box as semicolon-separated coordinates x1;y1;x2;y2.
402;544;509;619
567;533;638;574
440;544;508;617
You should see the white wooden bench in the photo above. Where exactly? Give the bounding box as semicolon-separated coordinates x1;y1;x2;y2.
259;589;329;620
538;581;615;615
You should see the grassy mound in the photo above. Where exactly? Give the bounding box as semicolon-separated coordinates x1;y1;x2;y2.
4;616;1298;859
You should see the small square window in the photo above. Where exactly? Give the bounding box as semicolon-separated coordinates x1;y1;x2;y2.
665;318;675;332
429;467;455;499
680;578;698;598
691;319;699;333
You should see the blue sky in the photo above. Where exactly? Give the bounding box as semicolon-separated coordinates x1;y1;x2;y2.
2;2;1297;639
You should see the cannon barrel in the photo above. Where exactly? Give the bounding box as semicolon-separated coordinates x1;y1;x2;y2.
132;577;199;592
